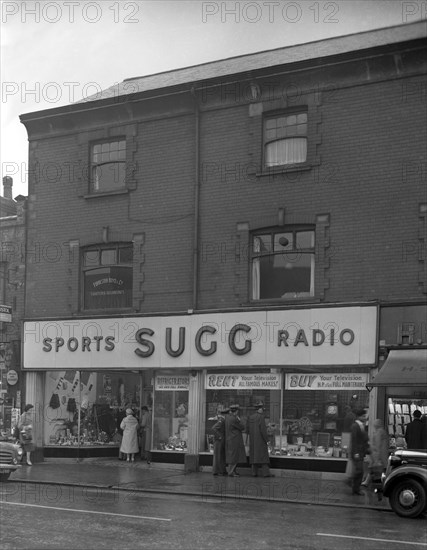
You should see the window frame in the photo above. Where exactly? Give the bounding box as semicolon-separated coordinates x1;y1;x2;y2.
89;138;127;194
262;109;308;170
80;242;134;312
250;226;315;302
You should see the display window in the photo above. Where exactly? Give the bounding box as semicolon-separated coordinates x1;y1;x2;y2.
387;397;427;448
43;370;150;447
204;369;370;460
204;370;282;454
152;372;189;452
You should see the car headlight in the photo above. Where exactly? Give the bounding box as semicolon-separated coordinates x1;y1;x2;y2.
12;457;18;465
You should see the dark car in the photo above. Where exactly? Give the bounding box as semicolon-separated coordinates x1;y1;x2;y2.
0;436;22;482
381;449;427;518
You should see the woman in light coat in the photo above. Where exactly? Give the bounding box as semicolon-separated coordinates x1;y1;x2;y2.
363;418;389;486
120;409;139;462
19;404;35;465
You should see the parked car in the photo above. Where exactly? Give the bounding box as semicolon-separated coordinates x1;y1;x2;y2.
0;435;22;481
381;449;427;518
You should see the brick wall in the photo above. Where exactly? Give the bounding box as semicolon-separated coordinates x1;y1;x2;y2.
23;45;427;319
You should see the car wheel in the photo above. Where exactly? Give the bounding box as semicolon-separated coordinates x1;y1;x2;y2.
0;472;11;482
389;478;427;518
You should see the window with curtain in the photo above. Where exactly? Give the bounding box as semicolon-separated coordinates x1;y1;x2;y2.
90;139;126;192
251;227;315;300
263;112;308;168
81;243;133;310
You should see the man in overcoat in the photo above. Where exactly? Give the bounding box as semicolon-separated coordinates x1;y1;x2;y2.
212;407;229;475
350;408;370;495
246;402;274;477
225;404;247;477
405;410;427;450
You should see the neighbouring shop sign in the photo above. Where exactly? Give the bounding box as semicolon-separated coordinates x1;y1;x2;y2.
206;373;282;390
22;306;377;370
155;375;190;391
0;305;12;323
285;372;369;390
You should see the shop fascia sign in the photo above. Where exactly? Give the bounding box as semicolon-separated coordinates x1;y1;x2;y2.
285;372;369;390
155;375;190;391
22;306;377;370
206;372;282;390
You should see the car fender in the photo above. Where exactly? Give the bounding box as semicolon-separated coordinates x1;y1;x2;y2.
383;466;427;497
0;463;20;471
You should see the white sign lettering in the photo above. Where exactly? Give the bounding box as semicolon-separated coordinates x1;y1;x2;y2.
23;306;377;370
206;373;282;390
285;373;369;390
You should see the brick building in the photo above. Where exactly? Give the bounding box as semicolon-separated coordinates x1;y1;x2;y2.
0;177;27;432
19;21;427;470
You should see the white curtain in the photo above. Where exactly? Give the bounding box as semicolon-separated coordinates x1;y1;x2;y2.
265;137;307;167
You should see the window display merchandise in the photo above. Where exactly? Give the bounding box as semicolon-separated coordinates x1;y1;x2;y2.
204;370;369;461
43;371;144;447
152;374;189;452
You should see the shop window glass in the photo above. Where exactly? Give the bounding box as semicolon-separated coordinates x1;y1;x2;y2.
251;227;315;300
152;373;189;452
387;398;427;449
43;370;148;448
82;243;133;311
280;387;368;458
204;379;281;455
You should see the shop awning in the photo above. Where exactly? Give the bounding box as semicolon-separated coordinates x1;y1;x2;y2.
366;349;427;390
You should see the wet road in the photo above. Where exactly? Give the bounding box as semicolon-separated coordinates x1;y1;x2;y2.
0;483;426;549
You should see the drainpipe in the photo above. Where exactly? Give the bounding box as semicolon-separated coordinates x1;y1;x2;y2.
190;86;200;312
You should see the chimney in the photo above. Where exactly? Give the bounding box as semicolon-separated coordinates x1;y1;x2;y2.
3;176;13;199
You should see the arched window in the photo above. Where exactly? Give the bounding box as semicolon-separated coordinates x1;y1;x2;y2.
81;243;133;310
251;227;315;300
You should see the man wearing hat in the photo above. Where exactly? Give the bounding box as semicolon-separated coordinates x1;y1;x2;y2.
405;410;427;450
350;408;370;495
211;406;229;475
225;404;247;477
246;402;274;477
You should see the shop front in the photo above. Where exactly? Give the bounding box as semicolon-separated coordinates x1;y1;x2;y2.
367;304;427;450
22;304;378;471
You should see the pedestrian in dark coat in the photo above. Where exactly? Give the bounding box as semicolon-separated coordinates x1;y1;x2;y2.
212;407;229;476
350;408;370;495
246;402;274;477
140;406;153;464
405;410;427;450
225;404;246;477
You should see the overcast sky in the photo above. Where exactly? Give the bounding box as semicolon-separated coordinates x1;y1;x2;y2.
1;0;426;198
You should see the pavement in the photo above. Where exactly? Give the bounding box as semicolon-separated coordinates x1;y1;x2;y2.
5;457;393;512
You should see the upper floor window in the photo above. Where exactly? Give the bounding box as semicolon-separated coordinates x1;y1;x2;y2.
90;139;126;193
251;227;315;300
263;111;307;168
81;243;133;310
